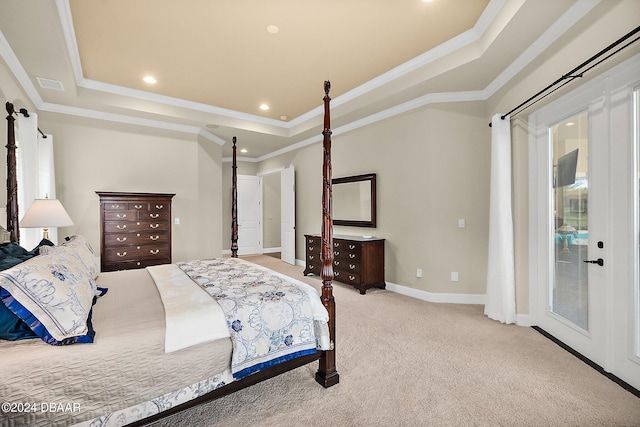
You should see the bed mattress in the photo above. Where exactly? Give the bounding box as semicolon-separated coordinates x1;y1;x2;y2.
0;268;233;427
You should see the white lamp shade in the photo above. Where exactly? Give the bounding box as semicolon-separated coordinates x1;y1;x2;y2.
20;199;74;228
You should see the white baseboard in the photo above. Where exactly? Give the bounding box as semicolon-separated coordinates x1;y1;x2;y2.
516;314;531;327
385;281;487;305
296;259;530;326
222;247;281;256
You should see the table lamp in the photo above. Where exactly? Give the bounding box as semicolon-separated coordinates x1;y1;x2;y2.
19;198;74;240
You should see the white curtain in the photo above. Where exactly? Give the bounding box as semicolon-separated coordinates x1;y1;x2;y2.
16;112;59;249
484;114;517;324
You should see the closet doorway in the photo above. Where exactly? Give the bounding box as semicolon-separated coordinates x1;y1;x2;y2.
529;55;640;391
237;166;295;264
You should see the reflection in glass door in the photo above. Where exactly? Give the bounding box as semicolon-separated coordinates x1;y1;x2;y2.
550;112;589;331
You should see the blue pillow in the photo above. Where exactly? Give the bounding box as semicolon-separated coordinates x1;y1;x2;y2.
0;298;38;340
0;242;28;257
0;242;39;271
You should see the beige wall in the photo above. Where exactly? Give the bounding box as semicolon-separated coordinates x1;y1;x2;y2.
248;102;491;295
36;113;224;263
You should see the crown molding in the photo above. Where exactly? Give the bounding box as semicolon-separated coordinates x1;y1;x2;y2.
2;0;602;160
39;102;226;146
52;0;508;132
483;0;601;98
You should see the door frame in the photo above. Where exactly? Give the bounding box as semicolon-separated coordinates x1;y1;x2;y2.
280;165;296;265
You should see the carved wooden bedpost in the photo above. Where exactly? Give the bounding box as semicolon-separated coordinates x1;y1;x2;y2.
5;102;19;243
316;81;339;388
231;136;239;258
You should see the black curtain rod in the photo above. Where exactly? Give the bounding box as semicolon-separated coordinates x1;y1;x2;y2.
489;25;640;127
5;102;47;138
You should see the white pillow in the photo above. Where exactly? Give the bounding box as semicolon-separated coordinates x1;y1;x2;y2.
39;235;100;279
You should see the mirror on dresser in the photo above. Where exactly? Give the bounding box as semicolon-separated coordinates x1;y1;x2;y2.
331;173;376;227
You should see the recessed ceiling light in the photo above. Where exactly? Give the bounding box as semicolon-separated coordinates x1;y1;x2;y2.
259;104;270;111
267;25;279;34
143;76;157;84
565;122;575;126
280;115;289;121
422;0;434;3
240;149;248;153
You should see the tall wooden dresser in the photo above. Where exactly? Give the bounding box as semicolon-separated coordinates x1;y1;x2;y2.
97;192;175;272
304;234;385;294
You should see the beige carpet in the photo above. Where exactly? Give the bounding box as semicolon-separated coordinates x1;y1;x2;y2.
150;255;640;427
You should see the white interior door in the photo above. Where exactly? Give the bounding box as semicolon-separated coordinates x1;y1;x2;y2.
530;55;640;390
281;165;296;265
237;175;261;255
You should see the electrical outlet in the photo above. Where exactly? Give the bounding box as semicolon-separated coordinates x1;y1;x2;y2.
416;269;423;278
458;218;465;228
451;272;459;282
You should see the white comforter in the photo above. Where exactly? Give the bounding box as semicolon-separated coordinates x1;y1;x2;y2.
147;263;230;352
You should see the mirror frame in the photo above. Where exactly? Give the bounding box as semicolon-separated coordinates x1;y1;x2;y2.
331;173;377;227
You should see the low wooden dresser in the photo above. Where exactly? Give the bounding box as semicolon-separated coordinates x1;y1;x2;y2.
304;234;385;294
97;192;175;272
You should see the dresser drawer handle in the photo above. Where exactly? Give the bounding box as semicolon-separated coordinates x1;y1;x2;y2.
334;261;340;266
334;251;340;256
116;252;127;257
349;275;356;281
334;242;339;247
308;255;314;260
149;213;159;219
156;204;164;209
309;265;314;270
110;204;121;209
308;246;314;251
150;249;160;255
350;264;356;270
335;271;340;277
150;235;160;241
150;224;159;229
116;237;127;242
349;245;356;249
349;254;356;259
134;204;143;209
116;213;127;219
116;224;127;230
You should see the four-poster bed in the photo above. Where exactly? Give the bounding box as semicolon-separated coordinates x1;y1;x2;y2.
0;82;338;426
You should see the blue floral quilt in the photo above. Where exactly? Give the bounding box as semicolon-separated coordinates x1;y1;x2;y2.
177;258;324;380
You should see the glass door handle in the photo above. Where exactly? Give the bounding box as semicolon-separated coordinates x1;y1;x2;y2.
583;258;604;266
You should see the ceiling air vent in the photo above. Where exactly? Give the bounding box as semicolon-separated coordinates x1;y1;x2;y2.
36;77;64;91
